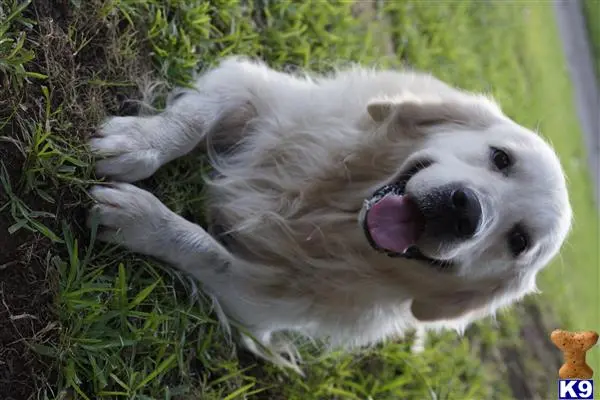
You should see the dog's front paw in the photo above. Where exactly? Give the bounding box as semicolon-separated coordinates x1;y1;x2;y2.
89;182;172;256
89;117;165;182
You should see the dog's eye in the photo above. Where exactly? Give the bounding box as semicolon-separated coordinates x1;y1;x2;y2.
490;147;511;171
508;226;528;256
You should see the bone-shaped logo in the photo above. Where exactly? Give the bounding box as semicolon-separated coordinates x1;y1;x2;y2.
551;329;599;379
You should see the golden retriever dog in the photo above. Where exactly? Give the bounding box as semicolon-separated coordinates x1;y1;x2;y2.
88;56;572;371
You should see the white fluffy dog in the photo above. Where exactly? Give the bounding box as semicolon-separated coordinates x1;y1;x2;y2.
88;57;572;370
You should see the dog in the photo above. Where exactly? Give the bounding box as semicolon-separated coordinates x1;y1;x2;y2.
88;56;572;370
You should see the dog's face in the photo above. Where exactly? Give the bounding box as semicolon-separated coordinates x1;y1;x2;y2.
359;96;572;298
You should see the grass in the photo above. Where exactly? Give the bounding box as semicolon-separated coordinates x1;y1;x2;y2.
524;3;600;377
582;0;600;81
0;0;598;399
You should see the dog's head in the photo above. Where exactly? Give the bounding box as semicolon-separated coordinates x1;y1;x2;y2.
358;94;572;323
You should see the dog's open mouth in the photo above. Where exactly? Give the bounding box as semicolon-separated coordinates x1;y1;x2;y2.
365;188;424;253
362;160;453;268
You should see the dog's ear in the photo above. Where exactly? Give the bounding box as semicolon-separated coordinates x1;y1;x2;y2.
367;97;503;129
410;290;484;322
367;101;394;123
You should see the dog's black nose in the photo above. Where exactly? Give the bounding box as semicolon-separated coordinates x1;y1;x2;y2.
450;187;481;238
421;184;482;240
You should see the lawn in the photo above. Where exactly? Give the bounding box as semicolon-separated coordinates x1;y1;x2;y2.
1;1;598;399
525;2;600;380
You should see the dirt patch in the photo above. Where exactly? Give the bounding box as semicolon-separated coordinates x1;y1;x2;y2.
1;1;158;397
0;142;55;400
0;3;72;398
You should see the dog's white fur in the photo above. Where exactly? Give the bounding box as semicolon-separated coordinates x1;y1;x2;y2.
89;57;572;370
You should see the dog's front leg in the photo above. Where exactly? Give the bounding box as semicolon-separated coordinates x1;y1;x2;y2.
89;57;298;183
89;182;312;373
89;182;234;280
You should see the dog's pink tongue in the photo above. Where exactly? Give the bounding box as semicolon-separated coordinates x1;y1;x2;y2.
366;194;423;253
